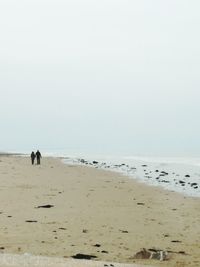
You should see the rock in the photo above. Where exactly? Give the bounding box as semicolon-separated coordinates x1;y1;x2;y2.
161;171;168;175
101;250;109;254
36;205;54;209
185;175;190;177
191;183;198;187
178;251;186;254
94;244;101;247
161;180;170;183
71;254;97;260
25;220;38;223
120;230;129;233
167;250;187;255
93;161;98;164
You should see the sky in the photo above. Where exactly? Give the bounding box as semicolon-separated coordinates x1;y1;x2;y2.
0;0;200;156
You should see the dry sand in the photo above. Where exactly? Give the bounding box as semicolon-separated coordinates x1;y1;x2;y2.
0;155;199;267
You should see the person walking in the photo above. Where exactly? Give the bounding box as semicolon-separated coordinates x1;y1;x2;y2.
31;151;36;165
35;150;42;165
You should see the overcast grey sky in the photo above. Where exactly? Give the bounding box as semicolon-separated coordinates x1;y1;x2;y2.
0;0;200;156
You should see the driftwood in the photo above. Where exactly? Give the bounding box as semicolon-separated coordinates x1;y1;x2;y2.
133;248;168;261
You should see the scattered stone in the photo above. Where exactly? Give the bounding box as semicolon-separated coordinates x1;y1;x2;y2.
161;171;168;175
137;203;145;205
36;205;54;209
178;251;186;255
80;159;87;164
94;244;101;247
25;220;38;223
101;250;109;254
59;227;67;230
119;230;129;233
171;240;182;243
93;161;98;164
161;180;170;183
167;250;187;255
185;175;190;177
71;254;97;260
82;229;88;233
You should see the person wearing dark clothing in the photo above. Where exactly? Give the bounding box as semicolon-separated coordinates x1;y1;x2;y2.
36;150;42;165
31;151;36;165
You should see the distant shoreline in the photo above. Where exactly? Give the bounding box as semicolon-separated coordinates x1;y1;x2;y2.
63;156;200;198
1;152;200;197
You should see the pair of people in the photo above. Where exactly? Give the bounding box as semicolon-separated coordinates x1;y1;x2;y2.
31;150;42;165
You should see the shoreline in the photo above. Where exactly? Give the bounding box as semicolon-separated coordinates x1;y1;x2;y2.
0;156;199;267
63;156;200;198
3;151;200;198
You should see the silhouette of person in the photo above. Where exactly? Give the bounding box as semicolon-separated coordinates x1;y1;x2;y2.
36;150;42;165
31;151;35;165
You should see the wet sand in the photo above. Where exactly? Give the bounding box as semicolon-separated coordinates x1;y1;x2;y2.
0;156;199;266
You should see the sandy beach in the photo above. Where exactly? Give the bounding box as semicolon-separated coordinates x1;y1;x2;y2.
0;155;199;267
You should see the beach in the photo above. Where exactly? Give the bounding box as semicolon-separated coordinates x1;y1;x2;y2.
0;155;199;266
